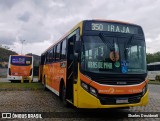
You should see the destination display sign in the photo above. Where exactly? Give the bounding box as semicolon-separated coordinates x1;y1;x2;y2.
12;57;26;64
85;22;139;34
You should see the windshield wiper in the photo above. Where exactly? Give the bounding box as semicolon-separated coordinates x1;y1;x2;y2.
127;35;134;46
124;35;134;60
99;33;120;62
99;33;115;51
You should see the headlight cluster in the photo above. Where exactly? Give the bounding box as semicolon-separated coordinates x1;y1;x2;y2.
142;83;148;96
81;81;98;97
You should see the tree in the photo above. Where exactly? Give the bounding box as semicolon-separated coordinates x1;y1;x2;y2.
146;52;160;64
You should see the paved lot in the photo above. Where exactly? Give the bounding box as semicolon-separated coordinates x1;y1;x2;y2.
0;82;159;121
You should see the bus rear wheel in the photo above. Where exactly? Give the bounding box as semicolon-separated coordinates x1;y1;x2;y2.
43;77;48;91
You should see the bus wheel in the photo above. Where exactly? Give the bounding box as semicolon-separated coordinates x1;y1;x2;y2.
39;75;42;82
43;77;48;91
61;84;70;107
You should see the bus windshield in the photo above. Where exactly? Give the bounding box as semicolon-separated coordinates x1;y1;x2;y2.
81;35;146;74
11;56;32;66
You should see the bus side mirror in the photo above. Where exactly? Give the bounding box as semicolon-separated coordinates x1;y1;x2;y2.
74;41;81;62
75;41;81;53
74;53;79;61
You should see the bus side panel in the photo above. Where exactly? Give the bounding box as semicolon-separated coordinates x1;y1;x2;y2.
73;64;83;107
45;64;52;87
53;62;67;94
44;62;66;95
147;71;160;80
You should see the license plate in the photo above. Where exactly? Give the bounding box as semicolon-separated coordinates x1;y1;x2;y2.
116;98;128;104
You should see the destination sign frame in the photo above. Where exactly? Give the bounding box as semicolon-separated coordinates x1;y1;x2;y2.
11;57;26;64
84;22;140;34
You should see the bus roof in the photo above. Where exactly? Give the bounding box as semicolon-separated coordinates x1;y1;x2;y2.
92;19;138;26
10;55;33;57
147;62;160;65
41;19;141;55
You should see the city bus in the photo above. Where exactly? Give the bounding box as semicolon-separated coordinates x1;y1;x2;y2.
7;55;33;82
147;62;160;80
39;20;148;108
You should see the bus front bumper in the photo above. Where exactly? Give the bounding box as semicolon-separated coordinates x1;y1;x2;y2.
77;87;148;108
7;75;32;81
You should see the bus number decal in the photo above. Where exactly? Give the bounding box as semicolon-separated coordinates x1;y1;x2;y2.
92;23;103;31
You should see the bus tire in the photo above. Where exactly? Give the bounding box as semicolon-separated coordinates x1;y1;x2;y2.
39;75;42;82
61;83;70;107
43;76;48;91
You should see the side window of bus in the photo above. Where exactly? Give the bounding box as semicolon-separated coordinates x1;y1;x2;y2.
56;43;61;60
47;51;50;63
76;28;80;41
67;28;80;58
147;65;154;71
61;39;66;60
45;52;48;63
52;47;55;62
147;65;151;71
49;49;53;62
155;65;160;71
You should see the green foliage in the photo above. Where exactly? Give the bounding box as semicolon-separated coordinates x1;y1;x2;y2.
0;47;17;62
147;52;160;64
0;48;40;68
148;80;160;85
0;82;43;90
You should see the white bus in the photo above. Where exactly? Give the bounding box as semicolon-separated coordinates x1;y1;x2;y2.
147;62;160;80
7;55;34;82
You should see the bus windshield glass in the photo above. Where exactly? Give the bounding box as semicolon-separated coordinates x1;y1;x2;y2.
81;35;146;74
11;56;32;66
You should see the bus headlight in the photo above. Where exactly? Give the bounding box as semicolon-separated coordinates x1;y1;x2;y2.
142;84;148;96
81;81;89;91
81;81;98;97
89;87;97;97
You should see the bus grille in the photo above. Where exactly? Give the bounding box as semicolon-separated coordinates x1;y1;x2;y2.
98;93;142;105
95;78;143;85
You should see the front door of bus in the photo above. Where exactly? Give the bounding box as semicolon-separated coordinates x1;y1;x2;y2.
66;34;77;102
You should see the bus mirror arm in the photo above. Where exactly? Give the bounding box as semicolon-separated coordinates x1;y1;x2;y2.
74;41;81;62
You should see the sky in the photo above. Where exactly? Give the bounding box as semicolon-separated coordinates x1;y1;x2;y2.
0;0;160;55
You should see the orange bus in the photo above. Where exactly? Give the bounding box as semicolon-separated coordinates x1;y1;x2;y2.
7;55;33;82
39;20;148;108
